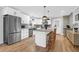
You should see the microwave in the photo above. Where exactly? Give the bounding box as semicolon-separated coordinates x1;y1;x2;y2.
21;25;26;28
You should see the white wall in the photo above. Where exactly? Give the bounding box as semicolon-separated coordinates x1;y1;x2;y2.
70;7;79;26
69;13;73;28
0;9;3;44
63;16;70;28
52;17;63;35
69;7;79;31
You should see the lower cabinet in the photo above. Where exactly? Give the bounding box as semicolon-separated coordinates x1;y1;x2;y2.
46;31;56;51
21;29;29;40
66;30;79;46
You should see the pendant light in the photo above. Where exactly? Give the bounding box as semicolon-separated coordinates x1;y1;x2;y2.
47;10;50;20
42;6;49;20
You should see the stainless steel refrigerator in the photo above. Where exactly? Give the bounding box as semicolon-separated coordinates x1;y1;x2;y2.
4;14;21;45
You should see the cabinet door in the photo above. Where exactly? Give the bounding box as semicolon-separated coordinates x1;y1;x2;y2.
3;7;16;15
71;34;74;44
74;35;79;45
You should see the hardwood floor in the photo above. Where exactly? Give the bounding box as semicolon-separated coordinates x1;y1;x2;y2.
0;37;36;52
51;35;79;52
0;35;79;52
36;35;79;52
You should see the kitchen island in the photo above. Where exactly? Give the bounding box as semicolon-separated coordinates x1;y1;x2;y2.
33;29;52;47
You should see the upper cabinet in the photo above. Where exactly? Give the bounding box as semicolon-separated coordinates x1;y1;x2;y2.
2;7;23;17
2;7;17;16
75;14;79;21
73;7;79;22
2;7;30;24
21;14;30;24
32;19;42;25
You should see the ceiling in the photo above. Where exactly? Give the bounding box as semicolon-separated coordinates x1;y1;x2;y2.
7;6;79;18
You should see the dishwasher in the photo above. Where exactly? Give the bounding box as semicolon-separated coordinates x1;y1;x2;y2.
29;29;33;37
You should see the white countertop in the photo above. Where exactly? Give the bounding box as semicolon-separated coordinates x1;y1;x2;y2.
33;28;52;32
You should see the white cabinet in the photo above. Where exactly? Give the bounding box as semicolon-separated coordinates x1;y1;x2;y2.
2;7;16;15
21;15;27;24
2;7;22;17
32;19;42;25
21;15;30;24
2;7;30;24
21;29;29;40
